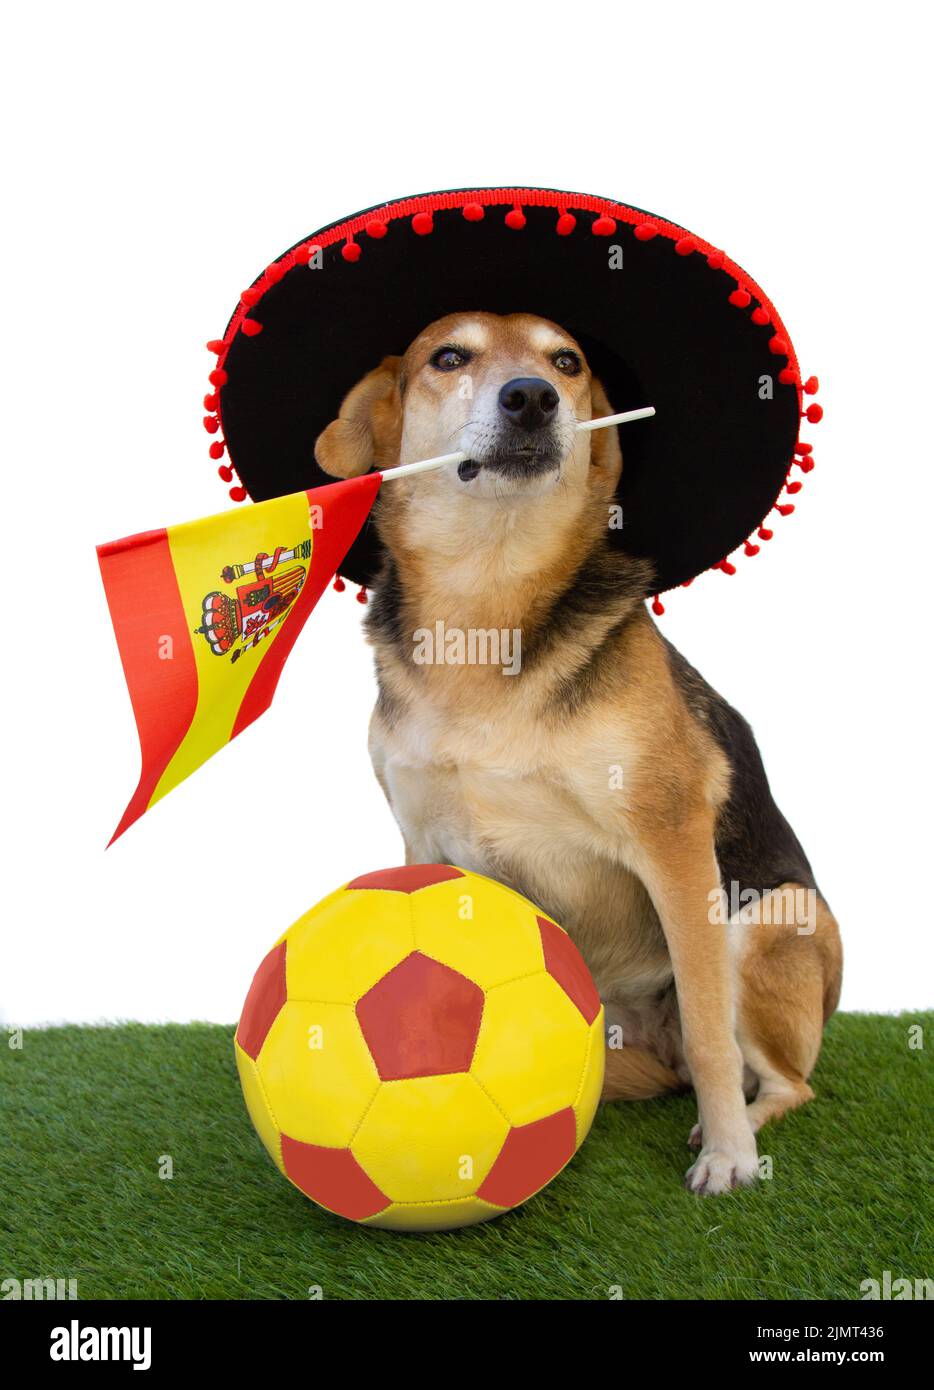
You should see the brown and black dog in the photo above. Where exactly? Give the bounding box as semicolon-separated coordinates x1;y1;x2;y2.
315;311;842;1195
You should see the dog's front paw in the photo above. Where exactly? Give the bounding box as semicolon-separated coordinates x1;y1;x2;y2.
685;1136;759;1196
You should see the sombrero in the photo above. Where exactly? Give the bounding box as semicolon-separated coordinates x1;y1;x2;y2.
204;187;821;604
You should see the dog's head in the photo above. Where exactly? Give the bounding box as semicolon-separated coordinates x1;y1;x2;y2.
315;312;622;575
317;310;622;488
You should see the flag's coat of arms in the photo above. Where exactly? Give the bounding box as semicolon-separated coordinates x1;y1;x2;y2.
98;473;381;842
195;542;310;660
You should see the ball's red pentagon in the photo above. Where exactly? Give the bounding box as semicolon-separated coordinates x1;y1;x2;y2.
477;1108;577;1208
537;916;601;1024
355;951;484;1080
281;1135;388;1220
346;864;464;893
236;940;287;1060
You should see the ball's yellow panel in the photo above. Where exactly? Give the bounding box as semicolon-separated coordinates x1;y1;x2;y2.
471;972;589;1126
269;886;353;949
256;1000;379;1147
234;1041;284;1173
573;1012;606;1146
284;889;415;1004
364;1195;505;1232
351;1072;509;1204
410;871;545;989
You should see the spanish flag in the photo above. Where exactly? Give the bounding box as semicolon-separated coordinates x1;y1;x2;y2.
98;473;381;842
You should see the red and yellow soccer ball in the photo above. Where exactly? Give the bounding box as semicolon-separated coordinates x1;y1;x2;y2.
235;865;605;1231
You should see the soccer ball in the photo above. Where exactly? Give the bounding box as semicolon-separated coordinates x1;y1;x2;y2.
234;864;604;1231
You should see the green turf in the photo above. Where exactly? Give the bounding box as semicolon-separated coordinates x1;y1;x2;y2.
1;1014;931;1300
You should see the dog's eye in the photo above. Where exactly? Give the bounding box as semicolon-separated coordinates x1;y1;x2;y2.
552;349;582;376
430;346;471;371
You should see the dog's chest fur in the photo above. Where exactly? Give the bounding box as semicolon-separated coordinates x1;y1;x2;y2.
369;679;674;1004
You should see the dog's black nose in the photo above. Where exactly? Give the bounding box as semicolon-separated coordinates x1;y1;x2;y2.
498;377;560;431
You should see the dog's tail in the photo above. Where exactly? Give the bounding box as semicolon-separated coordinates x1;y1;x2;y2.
601;1045;683;1102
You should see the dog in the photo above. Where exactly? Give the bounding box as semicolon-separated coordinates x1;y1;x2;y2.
315;311;843;1195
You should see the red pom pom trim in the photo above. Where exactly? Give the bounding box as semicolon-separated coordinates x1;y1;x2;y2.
651;596;665;616
505;206;526;230
556;212;576;236
805;403;824;423
206;338;226;354
729;288;751;308
209;440;226;460
229;485;247;502
217;464;233;483
341;240;361;263
462;202;484;222
366;220;388;239
208;368;228;387
751;306;770;326
675;236;698;256
635;222;659;241
592;215;616;236
411;212;433;235
240;287;263;308
203;415;219;434
241;318;263;336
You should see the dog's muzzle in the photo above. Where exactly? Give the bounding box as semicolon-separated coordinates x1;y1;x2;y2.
458;434;563;482
456;377;566;483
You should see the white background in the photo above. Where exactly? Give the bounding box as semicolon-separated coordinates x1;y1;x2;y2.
2;2;931;1025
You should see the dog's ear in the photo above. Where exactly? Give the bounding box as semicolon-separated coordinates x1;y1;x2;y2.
589;376;623;486
314;356;403;479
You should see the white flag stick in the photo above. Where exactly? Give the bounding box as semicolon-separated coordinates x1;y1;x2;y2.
379;406;655;481
574;406;656;433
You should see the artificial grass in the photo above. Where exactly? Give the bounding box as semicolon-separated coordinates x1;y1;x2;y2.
1;1013;930;1301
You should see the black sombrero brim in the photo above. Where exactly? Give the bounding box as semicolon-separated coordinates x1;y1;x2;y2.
205;187;820;595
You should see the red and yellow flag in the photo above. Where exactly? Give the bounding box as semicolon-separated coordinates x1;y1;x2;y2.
98;473;381;842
